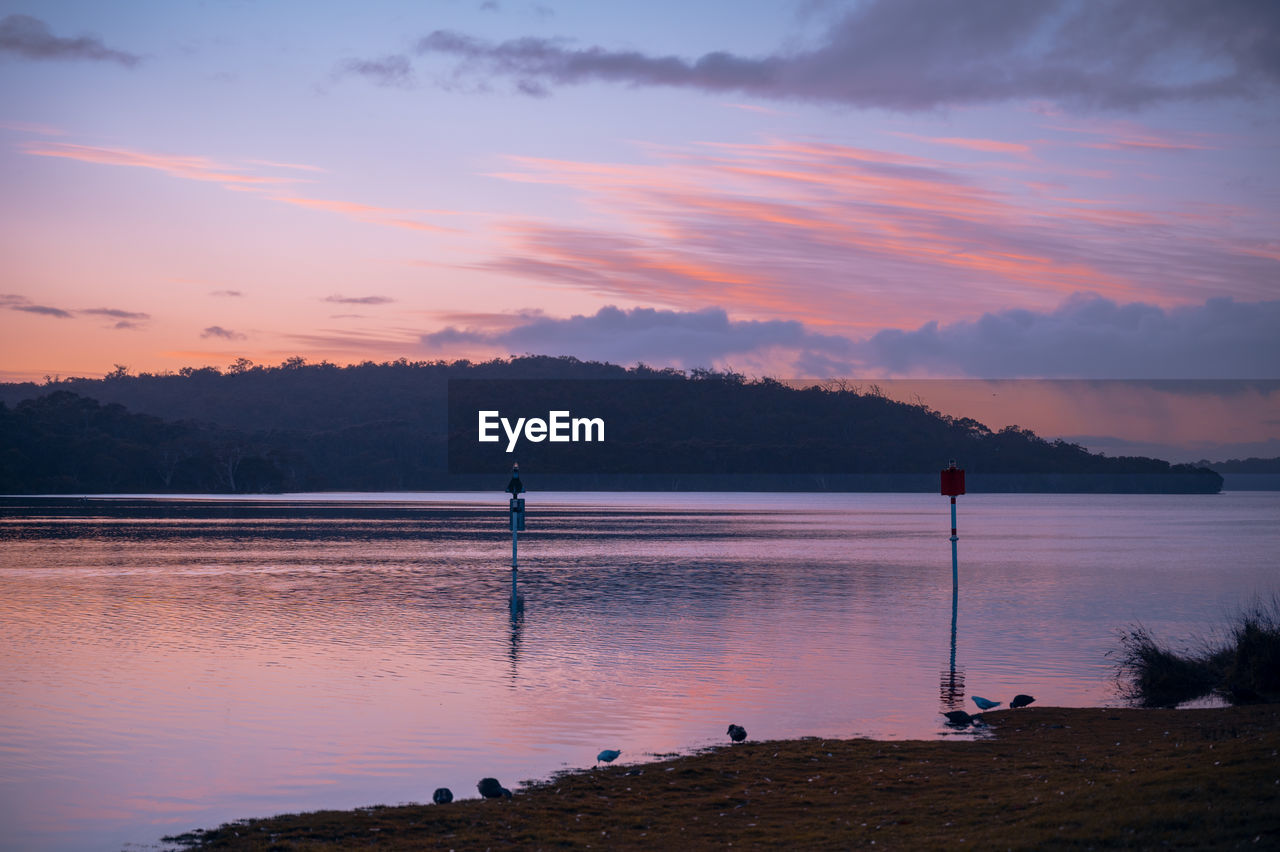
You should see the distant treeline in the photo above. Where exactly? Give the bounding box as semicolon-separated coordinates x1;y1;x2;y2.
0;356;1224;494
1197;457;1280;474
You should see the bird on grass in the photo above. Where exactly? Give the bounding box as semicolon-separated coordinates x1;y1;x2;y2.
476;777;512;799
727;724;747;742
972;695;1002;711
597;749;621;765
1010;694;1036;709
432;787;453;804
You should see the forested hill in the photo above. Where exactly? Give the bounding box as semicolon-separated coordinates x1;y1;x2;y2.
1195;456;1280;491
0;357;1222;494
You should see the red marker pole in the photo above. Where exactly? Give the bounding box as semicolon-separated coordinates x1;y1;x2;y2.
940;461;965;589
941;461;965;692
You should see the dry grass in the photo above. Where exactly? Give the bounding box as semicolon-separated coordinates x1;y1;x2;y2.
1115;600;1280;706
1114;626;1227;707
170;705;1280;850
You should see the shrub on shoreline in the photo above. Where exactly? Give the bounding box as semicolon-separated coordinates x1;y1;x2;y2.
1116;598;1280;706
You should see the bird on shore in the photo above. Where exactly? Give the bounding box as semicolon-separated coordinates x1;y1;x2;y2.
597;749;621;765
1010;694;1036;709
943;710;976;726
432;787;453;804
727;724;747;742
972;695;1001;711
477;777;512;799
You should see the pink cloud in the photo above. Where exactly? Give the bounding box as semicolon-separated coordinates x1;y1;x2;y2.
720;102;787;116
247;159;328;173
271;196;456;233
22;142;297;187
23;140;463;236
0;120;65;136
890;132;1032;155
1045;117;1217;152
476;139;1276;332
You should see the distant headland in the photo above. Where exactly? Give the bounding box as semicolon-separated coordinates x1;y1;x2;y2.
0;357;1226;494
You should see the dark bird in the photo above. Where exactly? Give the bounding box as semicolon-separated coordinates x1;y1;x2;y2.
727;724;747;742
432;787;453;804
477;777;512;799
1010;693;1036;709
943;710;975;726
505;463;524;496
972;695;1001;711
596;749;621;765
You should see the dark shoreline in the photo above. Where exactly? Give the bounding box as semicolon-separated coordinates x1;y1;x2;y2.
170;704;1279;850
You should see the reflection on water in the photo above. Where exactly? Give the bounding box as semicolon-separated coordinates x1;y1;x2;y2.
940;581;966;714
508;609;524;682
0;491;1276;851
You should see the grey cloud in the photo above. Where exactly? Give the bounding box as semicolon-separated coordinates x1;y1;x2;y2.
863;296;1280;378
13;303;72;318
82;308;150;320
83;307;149;330
324;294;394;304
412;0;1280;109
339;54;412;87
4;295;152;323
202;326;247;340
422;304;854;368
0;14;140;67
210;289;243;297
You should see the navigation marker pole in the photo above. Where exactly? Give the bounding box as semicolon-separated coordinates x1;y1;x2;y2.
940;460;965;593
940;461;965;678
505;464;526;615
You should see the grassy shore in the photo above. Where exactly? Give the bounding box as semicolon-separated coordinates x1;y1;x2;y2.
1115;601;1280;707
172;705;1278;850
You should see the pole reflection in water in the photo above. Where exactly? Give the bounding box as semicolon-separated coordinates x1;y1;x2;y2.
508;609;524;683
939;579;965;711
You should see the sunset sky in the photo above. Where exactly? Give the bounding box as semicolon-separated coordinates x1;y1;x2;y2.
1;1;1277;455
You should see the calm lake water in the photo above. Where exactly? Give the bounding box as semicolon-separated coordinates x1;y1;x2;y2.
1;491;1276;851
